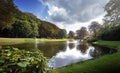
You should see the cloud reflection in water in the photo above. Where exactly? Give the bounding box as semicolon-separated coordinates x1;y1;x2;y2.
47;40;95;68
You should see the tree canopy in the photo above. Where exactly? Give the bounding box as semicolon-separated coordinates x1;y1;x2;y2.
0;0;66;38
89;0;120;41
76;27;88;40
68;31;75;39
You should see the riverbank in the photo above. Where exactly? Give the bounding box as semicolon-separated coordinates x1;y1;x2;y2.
0;38;68;45
57;40;120;73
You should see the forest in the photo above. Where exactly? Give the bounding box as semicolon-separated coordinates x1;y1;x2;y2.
0;0;66;38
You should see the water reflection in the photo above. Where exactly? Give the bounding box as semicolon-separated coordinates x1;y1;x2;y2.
68;43;75;49
3;42;66;58
77;43;89;54
47;40;95;68
2;40;116;69
90;46;116;58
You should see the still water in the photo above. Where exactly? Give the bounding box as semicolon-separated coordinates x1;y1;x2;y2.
3;40;116;68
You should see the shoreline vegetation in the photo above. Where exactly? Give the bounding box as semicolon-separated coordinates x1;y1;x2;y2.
0;38;68;45
0;45;56;73
57;40;120;73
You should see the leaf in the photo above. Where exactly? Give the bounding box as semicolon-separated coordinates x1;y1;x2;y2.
7;52;11;56
12;48;19;51
0;60;4;63
17;62;30;68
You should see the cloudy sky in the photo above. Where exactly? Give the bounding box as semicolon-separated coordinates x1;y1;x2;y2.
14;0;109;32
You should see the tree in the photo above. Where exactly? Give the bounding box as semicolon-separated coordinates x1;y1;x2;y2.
58;29;67;38
68;31;75;39
10;20;32;38
76;27;88;40
0;0;64;38
96;0;120;41
104;0;120;27
0;0;18;29
89;21;101;37
29;21;39;38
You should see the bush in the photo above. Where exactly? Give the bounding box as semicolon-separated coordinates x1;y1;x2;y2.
0;47;55;73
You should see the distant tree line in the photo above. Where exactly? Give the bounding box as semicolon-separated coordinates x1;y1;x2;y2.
68;27;89;40
0;0;67;38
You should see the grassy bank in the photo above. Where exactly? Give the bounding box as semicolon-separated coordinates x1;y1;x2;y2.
0;38;67;45
57;40;120;73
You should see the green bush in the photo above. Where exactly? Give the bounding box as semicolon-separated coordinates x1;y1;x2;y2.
0;47;55;73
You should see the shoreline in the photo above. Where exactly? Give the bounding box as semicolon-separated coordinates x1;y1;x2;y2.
0;38;68;45
57;40;120;73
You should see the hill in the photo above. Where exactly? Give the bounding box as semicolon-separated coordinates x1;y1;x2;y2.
0;0;66;38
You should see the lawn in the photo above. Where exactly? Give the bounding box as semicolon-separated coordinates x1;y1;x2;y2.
0;38;68;45
57;40;120;73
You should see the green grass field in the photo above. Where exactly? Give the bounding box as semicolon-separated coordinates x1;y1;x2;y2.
57;40;120;73
0;38;68;45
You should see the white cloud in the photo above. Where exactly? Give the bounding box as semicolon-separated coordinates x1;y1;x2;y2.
39;0;109;32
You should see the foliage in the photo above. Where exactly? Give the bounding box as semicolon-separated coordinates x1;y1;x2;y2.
57;29;67;39
76;27;88;40
89;21;101;37
0;0;18;29
10;20;33;38
38;21;65;38
68;31;75;39
104;0;120;27
94;0;120;41
0;1;66;38
98;26;120;41
0;47;55;73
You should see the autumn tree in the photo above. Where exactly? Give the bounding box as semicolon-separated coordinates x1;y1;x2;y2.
89;21;101;37
76;27;88;40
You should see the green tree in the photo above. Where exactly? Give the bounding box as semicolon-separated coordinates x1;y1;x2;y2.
76;27;88;40
29;21;39;38
0;0;63;38
104;0;120;27
89;21;101;37
68;31;75;39
0;0;17;29
97;0;120;41
10;20;32;38
58;29;67;38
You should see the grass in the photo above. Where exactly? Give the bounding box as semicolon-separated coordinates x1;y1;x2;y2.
57;40;120;73
37;38;68;42
0;38;68;45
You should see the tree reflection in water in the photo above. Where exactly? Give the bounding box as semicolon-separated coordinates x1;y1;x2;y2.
77;43;89;54
68;43;75;49
47;40;95;69
3;40;116;69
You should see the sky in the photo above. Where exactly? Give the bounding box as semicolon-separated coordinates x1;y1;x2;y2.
14;0;109;33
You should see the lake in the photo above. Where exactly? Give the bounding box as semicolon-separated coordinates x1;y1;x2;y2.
2;40;116;69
